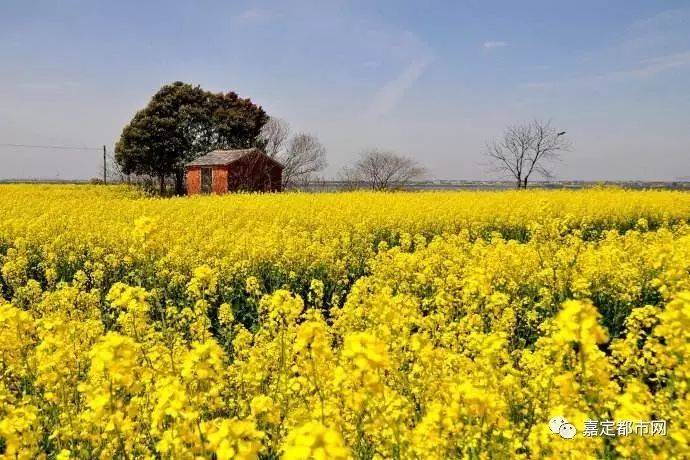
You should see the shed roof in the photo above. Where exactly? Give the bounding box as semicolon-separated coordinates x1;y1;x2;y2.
186;148;280;167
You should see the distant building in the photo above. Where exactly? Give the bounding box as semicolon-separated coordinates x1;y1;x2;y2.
185;148;283;194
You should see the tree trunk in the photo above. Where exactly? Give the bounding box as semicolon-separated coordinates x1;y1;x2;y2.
516;178;522;189
174;170;185;196
158;174;165;195
523;177;528;189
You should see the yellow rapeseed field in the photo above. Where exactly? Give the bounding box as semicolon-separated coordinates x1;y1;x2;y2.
1;184;689;459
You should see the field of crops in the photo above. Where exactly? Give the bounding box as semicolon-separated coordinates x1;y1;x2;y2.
1;184;689;459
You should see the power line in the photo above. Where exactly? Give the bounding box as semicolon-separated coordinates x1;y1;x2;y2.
0;143;102;151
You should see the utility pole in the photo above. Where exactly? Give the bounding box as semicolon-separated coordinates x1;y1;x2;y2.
103;145;107;184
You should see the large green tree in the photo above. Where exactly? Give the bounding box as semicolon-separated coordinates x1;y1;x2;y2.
115;82;268;194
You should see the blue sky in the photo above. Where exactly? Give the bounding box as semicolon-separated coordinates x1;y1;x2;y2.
1;0;689;180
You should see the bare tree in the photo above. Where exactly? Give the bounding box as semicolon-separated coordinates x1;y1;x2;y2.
337;165;364;191
259;117;327;188
281;134;327;188
260;117;291;158
345;149;426;190
105;150;128;183
485;120;571;188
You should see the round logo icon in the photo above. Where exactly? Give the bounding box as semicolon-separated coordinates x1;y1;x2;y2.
549;416;567;434
558;422;577;439
549;416;577;439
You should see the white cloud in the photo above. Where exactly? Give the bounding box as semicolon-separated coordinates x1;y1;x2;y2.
367;58;432;118
355;22;434;119
627;50;690;77
627;7;690;36
235;8;271;23
483;41;507;50
524;50;690;91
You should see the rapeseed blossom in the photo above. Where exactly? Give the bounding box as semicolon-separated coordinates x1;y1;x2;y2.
0;184;689;458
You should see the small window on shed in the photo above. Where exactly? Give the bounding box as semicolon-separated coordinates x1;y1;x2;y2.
201;167;212;194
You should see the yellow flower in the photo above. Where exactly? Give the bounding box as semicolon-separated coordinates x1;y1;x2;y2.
203;418;264;460
246;276;262;296
342;332;388;371
282;421;349;460
3;185;690;458
187;264;218;298
250;395;280;424
218;302;235;327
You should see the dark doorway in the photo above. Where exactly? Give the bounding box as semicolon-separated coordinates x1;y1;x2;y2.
201;167;212;194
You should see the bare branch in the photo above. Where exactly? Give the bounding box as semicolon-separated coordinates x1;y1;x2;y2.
259;117;291;159
484;119;571;188
258;117;327;188
281;133;327;188
345;149;426;190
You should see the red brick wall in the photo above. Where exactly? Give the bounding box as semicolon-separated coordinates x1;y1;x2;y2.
228;153;283;192
212;167;229;194
186;167;201;195
186;154;282;195
270;166;282;192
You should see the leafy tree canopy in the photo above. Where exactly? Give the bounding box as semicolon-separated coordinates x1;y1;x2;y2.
115;81;268;193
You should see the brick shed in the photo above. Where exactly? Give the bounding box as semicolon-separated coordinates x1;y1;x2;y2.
185;148;283;195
